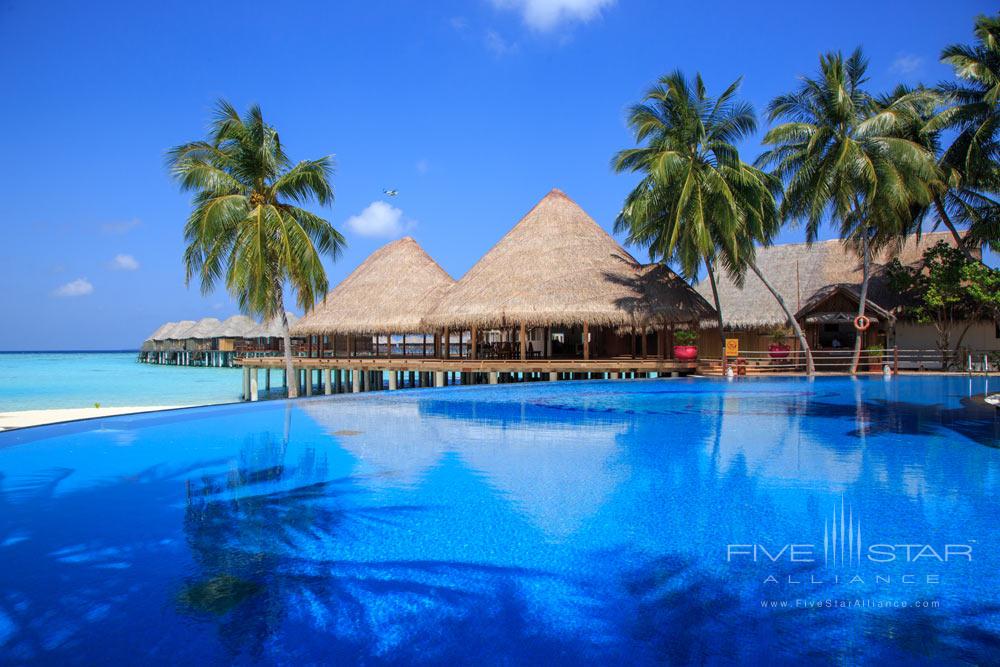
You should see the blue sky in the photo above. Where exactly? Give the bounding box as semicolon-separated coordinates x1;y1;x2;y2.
0;0;994;350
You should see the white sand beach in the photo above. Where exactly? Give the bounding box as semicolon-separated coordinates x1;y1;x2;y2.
0;405;187;430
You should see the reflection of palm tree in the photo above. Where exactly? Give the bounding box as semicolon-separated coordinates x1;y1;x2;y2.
179;433;574;661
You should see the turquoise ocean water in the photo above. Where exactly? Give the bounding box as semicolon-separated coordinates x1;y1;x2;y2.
0;352;244;411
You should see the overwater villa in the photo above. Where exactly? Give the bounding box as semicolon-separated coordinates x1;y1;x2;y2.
139;313;301;367
270;189;715;394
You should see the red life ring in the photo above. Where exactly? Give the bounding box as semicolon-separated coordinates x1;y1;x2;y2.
854;315;871;331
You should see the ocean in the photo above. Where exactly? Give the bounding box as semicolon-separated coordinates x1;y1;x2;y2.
0;352;245;411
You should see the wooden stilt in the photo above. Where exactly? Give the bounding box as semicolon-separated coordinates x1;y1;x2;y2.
583;321;590;360
324;369;332;395
242;366;251;400
250;369;259;402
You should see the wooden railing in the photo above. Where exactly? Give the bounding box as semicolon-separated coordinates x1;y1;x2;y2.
698;348;999;375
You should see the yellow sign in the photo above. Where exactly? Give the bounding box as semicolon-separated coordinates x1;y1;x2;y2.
725;338;739;357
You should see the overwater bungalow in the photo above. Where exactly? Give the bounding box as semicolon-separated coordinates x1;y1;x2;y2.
292;236;455;357
695;231;1000;370
423;189;714;360
139;313;302;367
249;189;714;396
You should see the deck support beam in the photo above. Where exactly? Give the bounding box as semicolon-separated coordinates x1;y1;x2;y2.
324;369;332;395
388;371;397;390
249;369;259;402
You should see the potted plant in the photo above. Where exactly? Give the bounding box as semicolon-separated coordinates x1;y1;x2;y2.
865;344;885;372
673;329;699;361
766;325;793;359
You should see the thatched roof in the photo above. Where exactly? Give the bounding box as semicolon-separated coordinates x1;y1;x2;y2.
695;231;965;329
292;237;455;335
183;317;223;339
248;312;299;339
214;315;257;338
424;189;712;330
162;320;198;340
147;321;177;342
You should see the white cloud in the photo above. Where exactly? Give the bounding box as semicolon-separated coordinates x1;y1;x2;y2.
416;158;430;174
100;218;141;234
485;30;519;55
890;53;923;75
109;254;139;270
491;0;615;31
53;278;94;297
345;201;415;238
449;16;468;32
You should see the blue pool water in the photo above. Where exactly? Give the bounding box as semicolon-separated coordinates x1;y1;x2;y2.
0;376;997;664
0;353;243;411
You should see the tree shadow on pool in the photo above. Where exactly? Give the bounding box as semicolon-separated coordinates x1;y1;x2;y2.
615;552;1000;664
788;396;999;449
177;433;617;663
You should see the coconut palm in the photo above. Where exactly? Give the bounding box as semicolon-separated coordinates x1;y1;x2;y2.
613;71;815;374
759;50;936;374
927;14;1000;253
168;101;344;397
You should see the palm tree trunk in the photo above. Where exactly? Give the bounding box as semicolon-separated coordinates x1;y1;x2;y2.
850;232;871;375
749;262;814;376
276;291;299;398
934;195;976;261
705;258;726;359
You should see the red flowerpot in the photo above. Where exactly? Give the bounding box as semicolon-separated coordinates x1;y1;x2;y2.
768;343;790;359
673;345;698;361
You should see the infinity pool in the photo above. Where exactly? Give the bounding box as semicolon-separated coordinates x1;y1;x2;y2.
0;377;997;664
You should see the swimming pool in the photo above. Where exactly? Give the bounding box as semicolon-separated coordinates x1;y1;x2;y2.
0;376;997;663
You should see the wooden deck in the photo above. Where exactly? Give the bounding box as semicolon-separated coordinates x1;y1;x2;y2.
237;356;698;374
233;356;698;400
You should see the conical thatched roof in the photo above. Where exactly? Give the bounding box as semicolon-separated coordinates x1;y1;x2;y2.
147;321;177;342
293;237;455;335
214;315;257;338
248;312;299;339
695;231;965;329
425;189;711;330
183;317;223;339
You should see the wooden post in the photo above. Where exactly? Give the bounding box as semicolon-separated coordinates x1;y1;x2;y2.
388;371;397;390
242;366;251;400
305;370;313;396
249;369;259;402
434;371;445;387
334;368;342;393
548;371;558;381
324;368;332;395
352;370;361;393
470;326;478;360
641;330;648;358
443;328;450;359
583;321;590;360
265;368;271;391
520;322;527;360
488;371;498;385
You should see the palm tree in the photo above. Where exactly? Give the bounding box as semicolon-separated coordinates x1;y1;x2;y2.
759;50;936;374
927;14;1000;254
613;72;814;374
168;101;345;397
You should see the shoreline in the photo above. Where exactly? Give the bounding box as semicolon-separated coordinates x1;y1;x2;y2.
0;405;191;430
